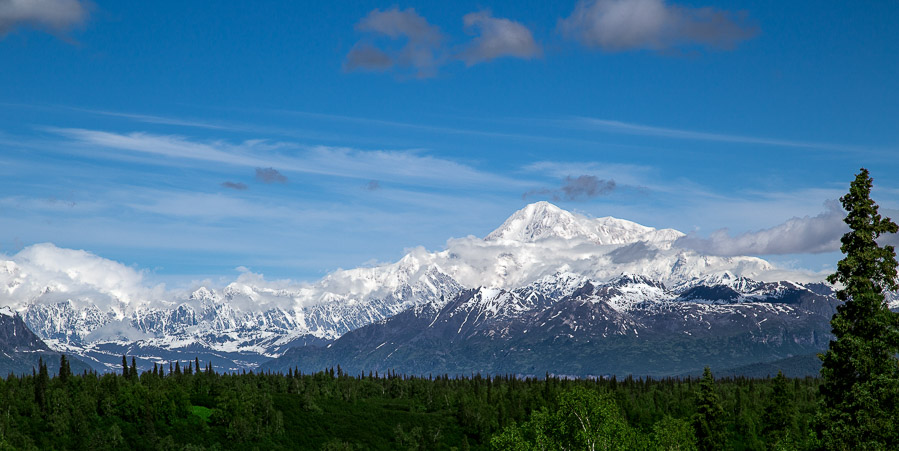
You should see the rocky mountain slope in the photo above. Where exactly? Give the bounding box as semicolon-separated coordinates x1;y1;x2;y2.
0;307;91;375
261;275;838;377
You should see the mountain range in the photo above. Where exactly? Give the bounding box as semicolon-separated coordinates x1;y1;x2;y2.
1;201;884;376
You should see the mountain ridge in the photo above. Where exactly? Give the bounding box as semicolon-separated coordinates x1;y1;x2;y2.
261;275;837;377
0;201;854;373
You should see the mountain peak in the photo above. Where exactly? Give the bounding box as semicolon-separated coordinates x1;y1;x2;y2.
485;202;589;243
485;202;684;245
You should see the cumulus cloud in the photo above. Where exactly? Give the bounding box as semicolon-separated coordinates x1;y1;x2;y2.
0;243;166;309
559;0;757;52
0;0;88;36
524;175;616;201
345;7;445;78
346;8;541;76
221;181;248;190
459;11;540;65
675;201;848;256
255;167;287;184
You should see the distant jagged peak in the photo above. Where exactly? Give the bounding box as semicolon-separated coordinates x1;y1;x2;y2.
485;201;684;245
189;286;219;302
606;273;667;290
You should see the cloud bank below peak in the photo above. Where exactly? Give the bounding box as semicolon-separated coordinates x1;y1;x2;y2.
675;201;848;256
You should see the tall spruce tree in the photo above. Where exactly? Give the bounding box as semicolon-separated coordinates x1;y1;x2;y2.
816;168;899;449
58;354;71;384
34;356;49;411
130;357;138;379
693;367;726;451
762;371;795;447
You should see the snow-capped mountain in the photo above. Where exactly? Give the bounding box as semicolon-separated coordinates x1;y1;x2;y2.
485;201;683;246
0;201;854;373
263;274;839;377
10;254;463;371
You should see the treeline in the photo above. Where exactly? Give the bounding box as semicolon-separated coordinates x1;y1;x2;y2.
0;355;817;450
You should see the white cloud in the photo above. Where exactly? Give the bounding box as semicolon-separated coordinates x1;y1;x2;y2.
1;243;166;309
0;0;88;36
459;11;541;65
675;201;847;256
559;0;757;52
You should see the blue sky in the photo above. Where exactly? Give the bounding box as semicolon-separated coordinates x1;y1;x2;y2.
1;0;897;285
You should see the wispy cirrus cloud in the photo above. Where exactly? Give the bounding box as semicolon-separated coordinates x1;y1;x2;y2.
0;0;89;37
573;117;873;153
50;128;529;189
559;0;757;52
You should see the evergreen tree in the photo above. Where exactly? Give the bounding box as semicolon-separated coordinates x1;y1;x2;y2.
122;355;129;378
195;357;201;374
762;371;795;446
692;367;726;451
34;357;49;410
816;168;899;449
130;357;138;380
59;354;71;384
